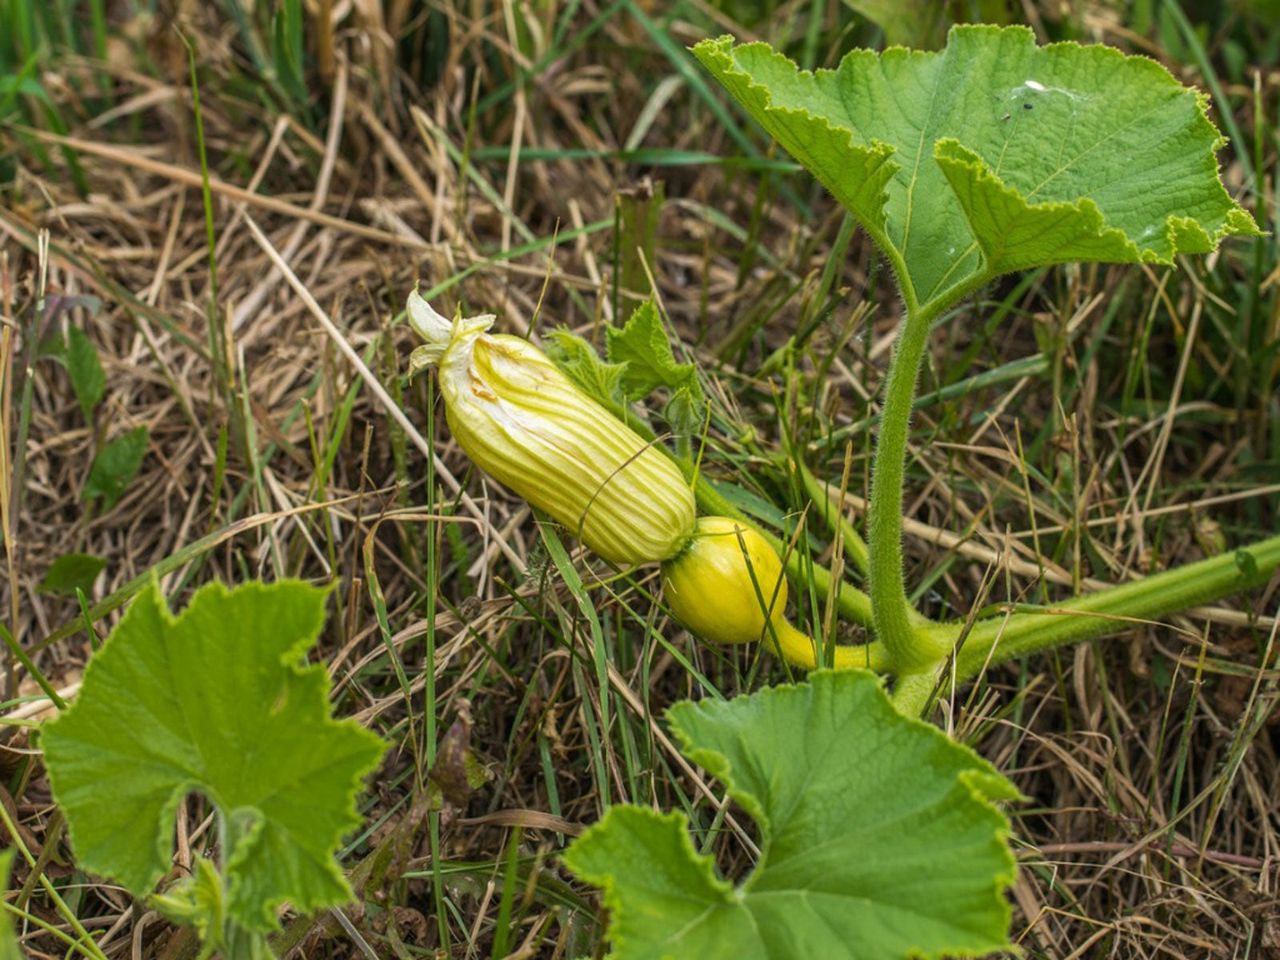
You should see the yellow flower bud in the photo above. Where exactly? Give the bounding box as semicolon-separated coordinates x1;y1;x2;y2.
661;516;787;644
408;290;696;566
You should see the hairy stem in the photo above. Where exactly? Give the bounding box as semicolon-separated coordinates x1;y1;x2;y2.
220;813;274;959
890;670;937;716
923;533;1280;685
864;272;993;673
867;298;952;671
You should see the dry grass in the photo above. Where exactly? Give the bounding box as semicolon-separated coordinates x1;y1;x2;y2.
1;1;1278;957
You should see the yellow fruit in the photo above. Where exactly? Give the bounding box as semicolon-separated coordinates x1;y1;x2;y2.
661;516;788;644
662;515;889;671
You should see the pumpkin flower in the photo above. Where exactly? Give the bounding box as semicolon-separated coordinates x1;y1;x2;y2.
407;290;695;566
408;290;875;672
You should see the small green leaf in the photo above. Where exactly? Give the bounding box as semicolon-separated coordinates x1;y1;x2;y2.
0;75;47;101
1234;548;1259;578
693;27;1259;307
41;580;387;933
664;385;704;439
606;301;703;404
425;712;492;814
544;330;630;417
564;671;1018;960
38;553;107;597
84;426;149;509
65;326;105;423
151;857;225;959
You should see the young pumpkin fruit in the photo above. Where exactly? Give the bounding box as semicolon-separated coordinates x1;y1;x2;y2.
408;291;874;672
662;517;877;670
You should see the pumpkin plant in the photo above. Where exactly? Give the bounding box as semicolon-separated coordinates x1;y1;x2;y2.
411;25;1275;711
406;24;1275;959
690;24;1277;711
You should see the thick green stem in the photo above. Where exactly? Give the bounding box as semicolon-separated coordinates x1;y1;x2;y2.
923;533;1280;685
889;670;937;716
867;299;953;671
864;270;993;673
219;812;275;958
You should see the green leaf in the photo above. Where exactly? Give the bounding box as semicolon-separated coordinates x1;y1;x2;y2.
606;301;705;416
65;325;105;423
664;385;704;439
84;426;149;509
563;671;1018;959
151;857;225;959
38;553;107;597
693;27;1259;307
544;329;630;417
40;580;387;933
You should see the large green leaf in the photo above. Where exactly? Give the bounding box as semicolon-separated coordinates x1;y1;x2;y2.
41;580;387;933
693;26;1258;306
564;671;1018;959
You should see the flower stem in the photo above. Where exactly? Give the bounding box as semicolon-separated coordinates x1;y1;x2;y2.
769;620;892;672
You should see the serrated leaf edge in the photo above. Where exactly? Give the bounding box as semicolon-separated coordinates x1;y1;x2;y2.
691;35;899;245
693;25;1260;299
562;806;734;960
42;578;387;932
665;670;1023;959
42;582;185;895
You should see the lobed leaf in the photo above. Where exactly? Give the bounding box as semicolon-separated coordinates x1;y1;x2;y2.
693;26;1258;307
606;300;704;406
564;671;1019;960
40;580;387;933
544;329;631;419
